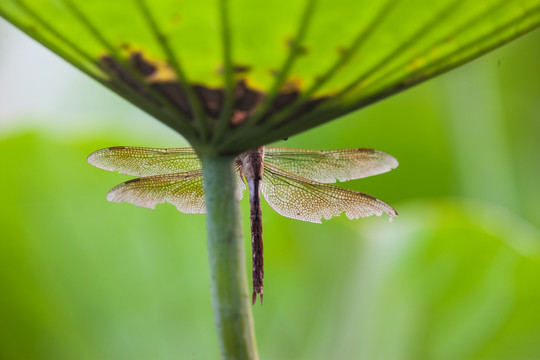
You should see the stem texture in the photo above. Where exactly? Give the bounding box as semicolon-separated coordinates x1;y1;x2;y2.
200;155;259;360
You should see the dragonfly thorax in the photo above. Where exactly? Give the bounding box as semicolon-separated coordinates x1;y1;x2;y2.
237;147;265;182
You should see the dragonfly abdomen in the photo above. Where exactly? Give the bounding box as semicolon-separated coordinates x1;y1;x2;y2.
249;179;264;305
240;147;266;305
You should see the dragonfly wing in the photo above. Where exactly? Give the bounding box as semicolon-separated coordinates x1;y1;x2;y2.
262;164;397;224
107;170;205;214
88;146;201;176
264;147;398;183
235;162;246;200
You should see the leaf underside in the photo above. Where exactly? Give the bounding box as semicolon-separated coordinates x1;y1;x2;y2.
1;0;539;153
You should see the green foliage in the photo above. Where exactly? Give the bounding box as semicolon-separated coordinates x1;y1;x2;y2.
1;133;539;359
352;201;540;360
1;1;540;359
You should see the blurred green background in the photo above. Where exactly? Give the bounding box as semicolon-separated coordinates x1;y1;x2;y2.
1;18;540;360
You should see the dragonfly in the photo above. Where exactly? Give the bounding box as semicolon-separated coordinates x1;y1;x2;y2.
87;146;398;304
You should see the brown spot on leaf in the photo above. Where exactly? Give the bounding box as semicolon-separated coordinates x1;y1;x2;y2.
216;64;252;76
100;55;149;96
131;52;157;76
193;85;224;118
119;43;132;52
232;65;251;74
152;82;193;116
337;46;347;55
280;77;302;93
99;51;325;129
235;80;263;111
285;38;309;55
230;80;264;125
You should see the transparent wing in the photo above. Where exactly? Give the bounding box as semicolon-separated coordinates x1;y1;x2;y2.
107;170;205;214
262;164;397;224
264;147;398;183
87;146;201;176
235;162;246;200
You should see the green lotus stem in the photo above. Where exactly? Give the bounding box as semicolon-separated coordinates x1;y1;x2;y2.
200;155;259;360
